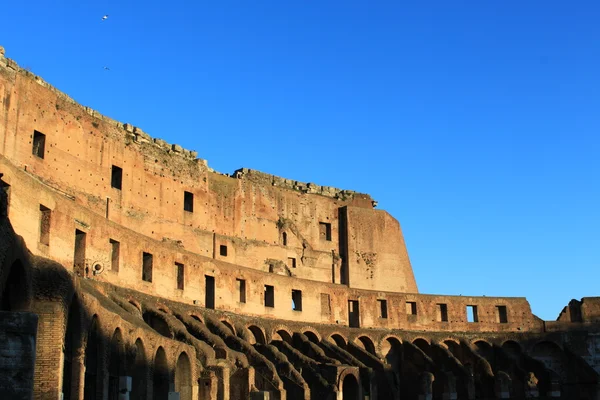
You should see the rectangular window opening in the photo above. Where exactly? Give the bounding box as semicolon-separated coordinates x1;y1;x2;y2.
406;301;417;315
109;239;120;272
497;305;508;323
205;275;215;309
219;245;228;257
142;252;153;282
184;191;194;212
348;300;360;328
437;303;448;322
74;229;86;274
292;289;302;311
287;257;296;269
175;262;185;290
264;285;274;308
1;182;10;216
321;293;331;317
378;299;388;319
319;222;332;241
111;165;123;190
32;130;46;159
467;305;478;323
236;279;246;303
39;204;51;245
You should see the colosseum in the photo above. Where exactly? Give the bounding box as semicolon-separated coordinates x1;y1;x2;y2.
0;46;599;400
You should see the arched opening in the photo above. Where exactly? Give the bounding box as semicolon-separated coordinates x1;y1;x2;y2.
474;340;493;361
531;341;565;379
84;317;100;400
413;338;430;355
1;260;29;311
175;352;192;400
143;312;172;338
272;329;292;344
342;374;360;400
304;331;319;343
356;336;376;355
108;329;124;400
130;339;147;400
330;334;347;349
247;325;266;345
190;314;204;324
382;337;402;368
153;347;170;400
221;320;235;335
502;340;522;360
61;297;81;400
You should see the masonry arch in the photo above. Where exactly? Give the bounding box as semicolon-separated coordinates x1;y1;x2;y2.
128;299;142;313
327;333;346;349
304;330;320;343
531;341;566;379
355;335;376;355
190;314;204;324
247;325;266;345
473;340;493;361
381;336;403;367
153;347;170;400
108;328;125;400
221;319;236;335
413;338;431;356
175;352;193;400
272;328;293;344
1;260;30;311
501;340;522;360
143;311;173;338
130;338;147;400
83;316;101;400
339;370;360;400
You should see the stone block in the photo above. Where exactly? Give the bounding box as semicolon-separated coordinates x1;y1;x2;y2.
172;144;183;153
123;123;134;133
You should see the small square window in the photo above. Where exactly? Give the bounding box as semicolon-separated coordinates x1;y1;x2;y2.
184;191;194;212
111;165;123;190
287;257;296;269
406;301;417;315
497;305;508;323
264;285;274;308
378;299;388;319
467;305;478;323
32;130;46;159
437;303;448;322
319;222;332;241
292;290;302;311
219;245;227;257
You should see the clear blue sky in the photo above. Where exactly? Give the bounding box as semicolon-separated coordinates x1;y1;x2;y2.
3;1;599;320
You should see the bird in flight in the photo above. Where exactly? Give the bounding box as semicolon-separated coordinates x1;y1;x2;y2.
101;15;109;21
103;66;110;71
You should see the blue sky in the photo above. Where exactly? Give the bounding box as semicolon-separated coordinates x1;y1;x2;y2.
3;1;599;320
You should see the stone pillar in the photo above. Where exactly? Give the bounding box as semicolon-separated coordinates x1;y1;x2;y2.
250;392;270;400
32;301;65;400
198;370;218;400
418;372;434;400
494;371;511;399
0;311;38;400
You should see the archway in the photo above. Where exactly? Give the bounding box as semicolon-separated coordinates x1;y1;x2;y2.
272;329;292;344
330;334;347;348
221;320;235;335
247;325;266;345
381;337;402;369
357;336;376;355
153;347;170;400
144;312;172;338
84;317;100;400
130;339;147;400
531;341;565;379
502;340;521;360
1;260;29;311
175;352;192;400
108;329;124;400
342;374;360;400
304;331;319;343
474;340;493;361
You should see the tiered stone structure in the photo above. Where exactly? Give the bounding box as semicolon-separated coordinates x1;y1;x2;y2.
0;46;599;399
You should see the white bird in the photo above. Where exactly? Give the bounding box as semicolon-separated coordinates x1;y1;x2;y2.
101;15;109;21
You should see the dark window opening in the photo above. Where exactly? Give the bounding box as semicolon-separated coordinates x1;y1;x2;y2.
32;130;46;159
205;275;215;309
378;299;388;319
287;257;296;269
321;293;331;317
111;165;123;190
319;222;332;241
39;205;51;245
348;300;360;328
1;182;10;216
406;301;417;315
264;285;274;308
142;252;153;282
282;232;287;246
184;191;194;212
109;239;120;272
467;305;478;323
497;305;508;323
292;290;302;311
219;245;227;257
237;279;246;303
437;303;448;322
175;262;184;290
74;230;86;274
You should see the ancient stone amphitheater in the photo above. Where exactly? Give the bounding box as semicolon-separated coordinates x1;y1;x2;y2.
0;46;599;400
